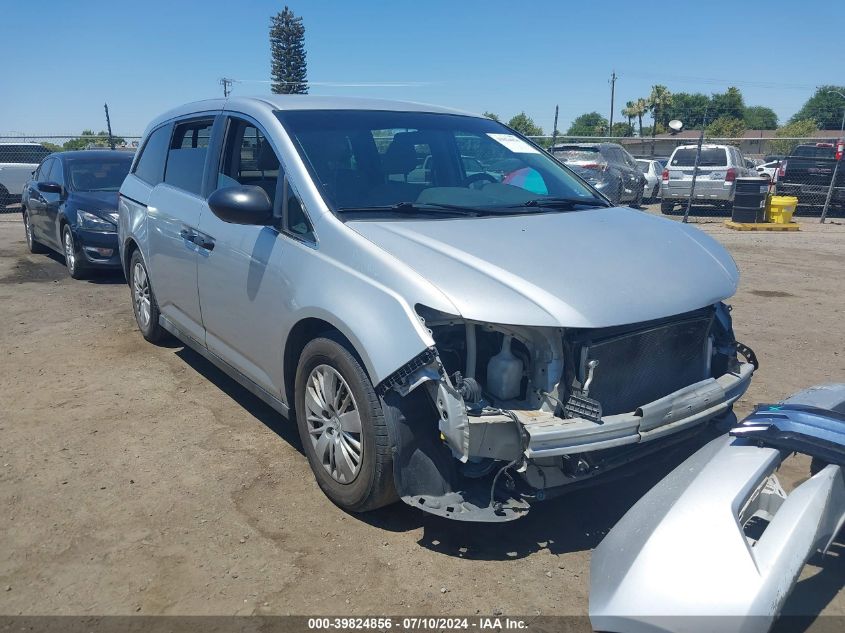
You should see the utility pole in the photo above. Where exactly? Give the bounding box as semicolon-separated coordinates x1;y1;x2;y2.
550;105;559;152
683;105;708;224
220;77;234;98
103;103;115;150
608;71;616;138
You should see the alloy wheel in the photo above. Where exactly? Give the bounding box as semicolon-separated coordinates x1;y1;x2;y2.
24;214;33;249
304;364;363;484
63;229;76;274
133;262;151;329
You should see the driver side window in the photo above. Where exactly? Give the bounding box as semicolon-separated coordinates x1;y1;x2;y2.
220;118;280;206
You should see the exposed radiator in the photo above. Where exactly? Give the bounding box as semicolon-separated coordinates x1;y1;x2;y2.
578;314;713;416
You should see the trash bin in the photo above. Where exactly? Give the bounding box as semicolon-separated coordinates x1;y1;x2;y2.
732;177;769;223
769;195;798;224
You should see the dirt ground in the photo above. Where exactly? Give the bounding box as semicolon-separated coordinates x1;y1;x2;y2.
1;207;844;618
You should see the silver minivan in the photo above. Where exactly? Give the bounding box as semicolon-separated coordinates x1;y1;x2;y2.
660;144;755;214
119;97;755;522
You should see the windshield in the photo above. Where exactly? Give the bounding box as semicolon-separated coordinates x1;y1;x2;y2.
552;148;603;164
276;110;604;217
670;148;727;167
0;144;50;164
67;158;132;192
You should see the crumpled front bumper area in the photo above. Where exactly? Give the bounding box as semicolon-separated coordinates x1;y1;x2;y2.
589;384;845;633
521;362;754;458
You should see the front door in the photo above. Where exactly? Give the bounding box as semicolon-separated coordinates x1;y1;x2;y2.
196;116;293;396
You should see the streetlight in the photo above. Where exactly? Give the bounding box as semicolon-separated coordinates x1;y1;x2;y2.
828;90;845;133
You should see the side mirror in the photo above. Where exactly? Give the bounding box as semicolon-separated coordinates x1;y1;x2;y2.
38;181;62;194
208;185;274;225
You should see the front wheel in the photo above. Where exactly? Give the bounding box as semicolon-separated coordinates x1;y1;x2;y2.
129;249;166;343
650;185;659;202
633;183;645;208
294;336;397;513
661;199;675;215
62;225;86;279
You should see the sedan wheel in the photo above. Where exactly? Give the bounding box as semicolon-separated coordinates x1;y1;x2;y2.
62;226;85;279
23;211;45;254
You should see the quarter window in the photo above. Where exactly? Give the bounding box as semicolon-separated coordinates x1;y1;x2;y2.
133;125;171;186
164;119;214;196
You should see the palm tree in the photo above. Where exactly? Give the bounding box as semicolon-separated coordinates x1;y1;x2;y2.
621;101;636;130
647;85;673;153
631;98;648;138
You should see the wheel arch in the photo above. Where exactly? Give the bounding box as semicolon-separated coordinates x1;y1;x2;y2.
122;237;140;282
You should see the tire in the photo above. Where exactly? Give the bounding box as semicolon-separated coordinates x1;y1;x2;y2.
22;209;46;254
633;183;644;208
62;225;86;279
294;335;396;513
0;186;9;213
129;249;166;343
661;199;675;215
650;185;659;202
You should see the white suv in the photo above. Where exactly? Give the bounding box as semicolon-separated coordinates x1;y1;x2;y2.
660;144;756;214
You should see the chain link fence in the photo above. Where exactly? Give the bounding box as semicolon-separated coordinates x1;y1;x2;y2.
2;133;842;222
528;134;845;222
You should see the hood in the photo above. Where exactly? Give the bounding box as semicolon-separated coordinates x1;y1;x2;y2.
68;191;119;215
348;207;739;328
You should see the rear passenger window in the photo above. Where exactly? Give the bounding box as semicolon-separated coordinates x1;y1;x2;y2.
133;125;171;185
164;119;213;196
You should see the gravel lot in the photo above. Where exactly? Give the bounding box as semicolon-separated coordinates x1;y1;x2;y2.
1;207;844;617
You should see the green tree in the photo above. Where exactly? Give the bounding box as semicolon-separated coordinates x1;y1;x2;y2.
631;98;649;137
482;111;500;121
63;129;126;150
790;86;845;129
507;112;543;137
710;87;745;121
611;122;634;137
705;116;746;138
621;101;636;128
647;85;673;151
270;6;308;94
770;119;820;155
743;106;778;130
665;92;710;129
566;111;608;136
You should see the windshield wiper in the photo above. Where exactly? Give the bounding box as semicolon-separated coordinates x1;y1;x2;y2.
338;201;483;217
521;196;609;209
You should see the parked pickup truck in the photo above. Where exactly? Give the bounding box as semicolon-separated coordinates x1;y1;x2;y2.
776;143;845;207
0;142;51;211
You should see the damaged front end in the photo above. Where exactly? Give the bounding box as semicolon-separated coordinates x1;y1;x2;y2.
376;302;757;522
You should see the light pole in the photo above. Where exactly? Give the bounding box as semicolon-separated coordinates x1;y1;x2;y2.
829;90;845;133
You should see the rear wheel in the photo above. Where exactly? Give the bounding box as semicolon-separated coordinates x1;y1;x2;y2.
23;210;46;254
633;183;645;208
294;336;396;513
661;199;675;215
62;225;86;279
129;249;166;343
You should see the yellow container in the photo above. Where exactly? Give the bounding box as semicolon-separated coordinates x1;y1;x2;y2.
768;195;798;224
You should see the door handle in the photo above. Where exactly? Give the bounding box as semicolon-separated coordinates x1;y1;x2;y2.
179;228;195;242
195;235;215;251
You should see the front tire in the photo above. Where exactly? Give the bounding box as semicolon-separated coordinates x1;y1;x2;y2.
62;225;86;279
294;336;396;513
23;209;46;254
650;185;659;202
129;249;166;343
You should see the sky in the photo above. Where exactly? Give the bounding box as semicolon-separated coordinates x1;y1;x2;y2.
1;0;843;137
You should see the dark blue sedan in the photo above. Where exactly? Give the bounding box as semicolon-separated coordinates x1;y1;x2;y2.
21;150;133;278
